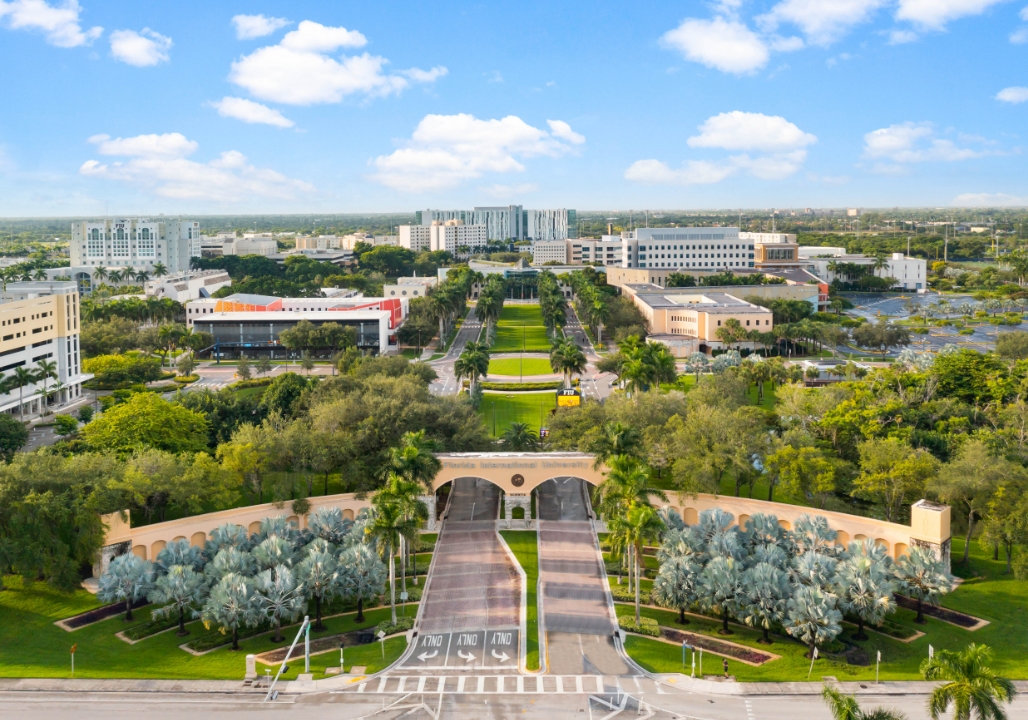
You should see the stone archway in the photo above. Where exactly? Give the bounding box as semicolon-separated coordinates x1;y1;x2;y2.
433;453;605;494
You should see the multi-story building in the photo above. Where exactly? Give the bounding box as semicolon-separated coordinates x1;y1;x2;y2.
398;225;432;252
429;220;488;254
223;235;277;256
295;235;340;251
567;237;623;266
383;276;437;299
620;227;751;270
622;283;773;355
531;241;568;265
0;281;91;416
71;218;200;272
417;207;577;241
798;247;927;291
187;293;408;357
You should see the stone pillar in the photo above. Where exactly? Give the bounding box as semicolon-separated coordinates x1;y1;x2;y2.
245;654;257;680
419;494;437;532
506;494;532;529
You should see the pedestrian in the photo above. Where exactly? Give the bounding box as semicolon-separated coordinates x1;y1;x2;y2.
723;658;729;678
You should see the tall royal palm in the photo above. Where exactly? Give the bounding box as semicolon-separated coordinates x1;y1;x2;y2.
35;358;57;414
11;366;38;421
376;473;429;595
625;503;664;623
922;643;1016;720
454;341;490;392
151;262;168;279
549;337;587;390
366;496;419;625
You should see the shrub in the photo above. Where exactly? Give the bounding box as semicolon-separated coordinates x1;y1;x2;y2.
481;381;561;391
83;354;162;387
77;405;94;423
375;616;414;636
174;375;199;384
611;585;651;605
122;612;179;641
617;614;659;637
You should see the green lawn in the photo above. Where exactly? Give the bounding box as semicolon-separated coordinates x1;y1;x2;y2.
500;530;539;672
491;304;551;352
0;574;411;680
488;358;554;376
623;536;1028;682
479;392;557;437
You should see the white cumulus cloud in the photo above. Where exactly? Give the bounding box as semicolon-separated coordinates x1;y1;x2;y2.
895;0;1010;30
232;14;290;40
369;114;583;193
626;111;815;185
952;192;1028;206
209;97;294;128
0;0;101;47
758;0;889;46
660;17;769;74
687;111;817;152
863;122;982;162
229;20;443;105
109;28;171;66
546;120;585;145
80;132;312;202
996;86;1028;103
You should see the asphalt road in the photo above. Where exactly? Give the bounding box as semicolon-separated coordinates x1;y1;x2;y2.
429;310;482;396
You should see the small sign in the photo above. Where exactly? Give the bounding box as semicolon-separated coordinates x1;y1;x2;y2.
400;592;409;601
557;390;581;407
511;474;525;487
377;631;386;640
539;428;549;438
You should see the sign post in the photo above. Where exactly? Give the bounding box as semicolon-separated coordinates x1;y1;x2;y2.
400;591;408;618
70;644;76;677
876;650;881;684
304;617;310;673
340;642;345;674
378;630;386;661
807;646;819;679
699;648;703;677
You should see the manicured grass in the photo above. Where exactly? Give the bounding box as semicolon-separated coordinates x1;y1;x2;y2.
491;304;551;352
623;536;1028;682
500;530;539;672
488;358;554;376
479;392;557;437
0;574;412;680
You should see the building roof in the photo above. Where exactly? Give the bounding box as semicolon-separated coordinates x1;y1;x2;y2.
221;293;279;305
630;288;772;314
192;310;391;323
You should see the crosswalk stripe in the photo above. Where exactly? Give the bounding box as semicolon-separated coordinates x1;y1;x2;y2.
352;674;641;695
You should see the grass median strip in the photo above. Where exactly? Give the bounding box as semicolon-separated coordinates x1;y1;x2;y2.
500;530;540;672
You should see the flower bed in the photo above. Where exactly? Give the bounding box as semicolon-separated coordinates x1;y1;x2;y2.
481;381;561;391
894;595;983;628
618;615;659;637
610;586;651;606
121;611;179;641
659;627;775;665
256;629;375;664
375;616;414;636
57;599;149;630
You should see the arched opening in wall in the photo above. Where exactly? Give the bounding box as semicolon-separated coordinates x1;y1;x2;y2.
874;538;890;553
682;508;698;525
836;530;850;547
893;542;909;559
778;519;792;531
132;545;147;560
286;515;299;529
248;521;262;535
190;531;206;548
151;540;166;558
534;476;594;522
172;535;186;543
342;508;355;521
854;533;868;542
737;514;751;531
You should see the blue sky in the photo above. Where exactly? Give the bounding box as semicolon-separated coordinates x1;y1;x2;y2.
0;0;1026;216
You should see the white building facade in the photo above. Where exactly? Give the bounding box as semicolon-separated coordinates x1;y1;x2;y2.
223;235;277;256
71;218;201;273
417;206;577;241
620;227;752;270
144;270;232;302
798;247;927;291
398;225;432;252
429;221;488;254
531;241;568;264
568;237;623;266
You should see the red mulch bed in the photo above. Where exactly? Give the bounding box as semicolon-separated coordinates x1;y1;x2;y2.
659;627;774;665
62;599;150;629
894;595;980;628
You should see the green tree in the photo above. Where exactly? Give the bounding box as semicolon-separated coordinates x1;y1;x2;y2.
339;543;386;623
296;550;341;631
922;643;1016;720
625;503;664;623
739;561;791;644
785;584;843;658
237;356;252;381
201;573;260;650
82;393;208;455
699;555;745;635
454;340;490;392
0;413;28;460
501;421;539;450
176;353;197;377
97;553;154;621
255;566;305;643
149;565;206;636
896;546;955;624
652;555;702;625
853;437;939;523
549;336;587;390
10;366;37;421
256;356;272;377
366;496;418;624
833;539;896;641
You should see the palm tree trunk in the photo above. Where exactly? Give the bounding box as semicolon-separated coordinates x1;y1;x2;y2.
722;607;730;635
761;626;770;644
125;599;133;622
315;596;323;631
963;512;974;563
273;618;282;643
232;627;239;651
916;597;925;624
178;606;187;636
634;546;641;625
678;607;687;625
356;597;364;624
389;551;397;625
401;536;407;595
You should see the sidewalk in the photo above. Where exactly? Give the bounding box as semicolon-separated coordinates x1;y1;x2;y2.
654;674;1028;697
0;678;262;694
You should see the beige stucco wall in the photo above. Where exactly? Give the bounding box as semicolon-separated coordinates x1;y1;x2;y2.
434;453;606;493
103;493;372;562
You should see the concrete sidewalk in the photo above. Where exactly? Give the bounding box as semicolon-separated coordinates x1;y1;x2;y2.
0;678;261;694
655;674;1028;697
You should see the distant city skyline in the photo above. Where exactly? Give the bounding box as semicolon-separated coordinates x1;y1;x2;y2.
0;1;1026;216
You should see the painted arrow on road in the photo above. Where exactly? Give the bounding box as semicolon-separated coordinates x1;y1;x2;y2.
417;650;439;662
491;649;510;663
457;650;476;663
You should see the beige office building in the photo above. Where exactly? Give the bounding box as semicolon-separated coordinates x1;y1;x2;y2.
0;281;91;416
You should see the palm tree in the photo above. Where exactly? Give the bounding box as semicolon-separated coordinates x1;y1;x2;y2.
740;561;791;644
94;266;109;285
151;262;168;279
871;252;890;276
201;573;260;650
834;539;896;641
625;503;664;623
652;554;701;625
97;553;154;621
896;546;955;624
135;270;151;284
376;473;428;596
821;684;908;720
366;498;418;625
591;422;643;466
149;565;205;636
922;643;1016;720
158;324;184;368
454;341;490;392
338;543;386;624
549;336;587;389
11;366;38;421
501;421;539;450
700;555;745;635
296;550;341;631
255;566;305;643
34;358;56;415
108;269;123;286
785;584;842;658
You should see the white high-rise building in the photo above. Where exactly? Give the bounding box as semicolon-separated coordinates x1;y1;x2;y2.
429;220;488;254
417;206;577;241
620;227;751;270
526;209;577;241
399;225;432;252
71;218;200;273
